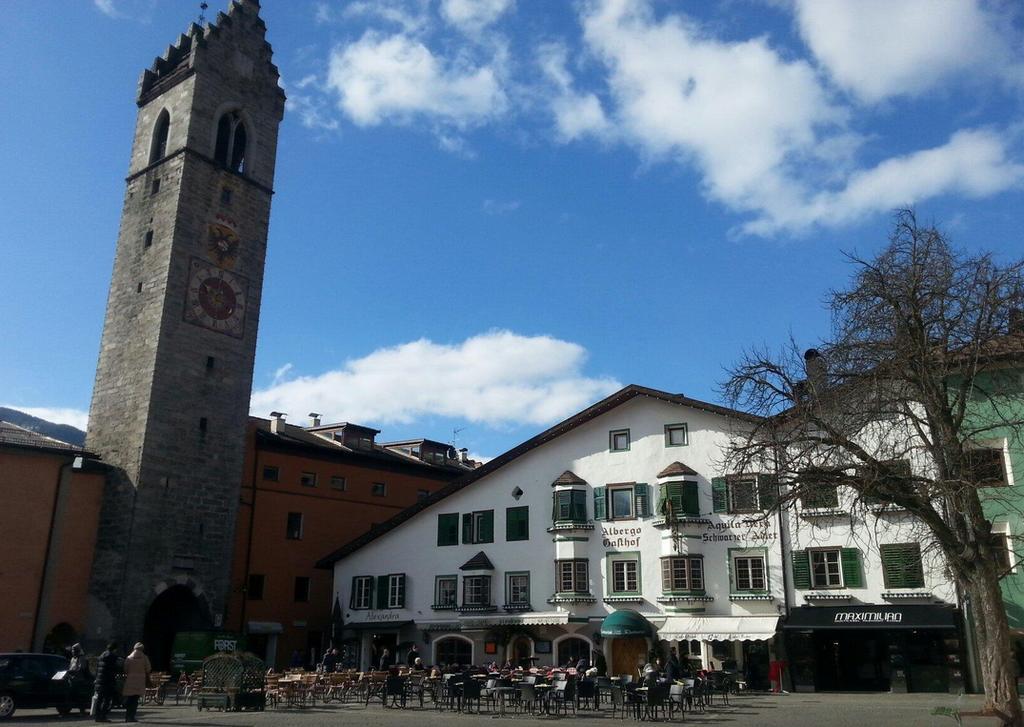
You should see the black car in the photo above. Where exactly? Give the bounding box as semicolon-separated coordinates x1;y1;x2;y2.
0;652;91;719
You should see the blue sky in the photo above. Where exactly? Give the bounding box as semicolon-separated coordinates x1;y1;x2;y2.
1;0;1022;459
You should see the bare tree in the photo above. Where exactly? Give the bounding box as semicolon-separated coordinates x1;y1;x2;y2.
722;211;1024;724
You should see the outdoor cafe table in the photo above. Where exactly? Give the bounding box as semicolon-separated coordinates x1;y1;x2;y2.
492;686;517;717
533;684;553;714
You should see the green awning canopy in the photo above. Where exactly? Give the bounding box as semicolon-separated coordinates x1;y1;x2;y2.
600;610;653;638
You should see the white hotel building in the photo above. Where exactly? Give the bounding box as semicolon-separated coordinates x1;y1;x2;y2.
320;386;787;682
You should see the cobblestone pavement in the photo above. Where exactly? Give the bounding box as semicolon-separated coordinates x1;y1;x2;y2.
9;692;1006;726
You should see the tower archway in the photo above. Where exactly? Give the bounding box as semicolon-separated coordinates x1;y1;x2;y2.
142;584;212;670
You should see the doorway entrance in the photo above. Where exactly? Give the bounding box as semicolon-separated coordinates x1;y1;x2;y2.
611;637;647;677
510;637;532;667
142;585;212;670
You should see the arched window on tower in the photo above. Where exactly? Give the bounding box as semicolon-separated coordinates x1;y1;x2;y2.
213;111;247;174
149;109;170;164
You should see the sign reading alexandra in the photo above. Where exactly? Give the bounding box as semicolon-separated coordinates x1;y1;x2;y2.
365;611;403;622
834;611;903;624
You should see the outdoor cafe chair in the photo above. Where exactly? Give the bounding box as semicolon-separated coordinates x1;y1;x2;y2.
382;675;407;708
515;683;541;715
549;680;576;716
668;683;688;720
608;685;628;720
644;684;670;721
405;674;427;708
576;678;597;710
461;676;483;713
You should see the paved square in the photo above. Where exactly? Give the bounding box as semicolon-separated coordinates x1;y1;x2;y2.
10;692;1004;726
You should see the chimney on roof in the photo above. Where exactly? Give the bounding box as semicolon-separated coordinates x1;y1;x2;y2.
308;412;321;427
1010;309;1024;335
804;349;827;396
269;411;286;434
460;447;469;464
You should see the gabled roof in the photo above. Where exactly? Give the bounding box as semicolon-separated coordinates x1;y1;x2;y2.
552;470;587;486
316;384;760;568
460;552;495;571
656;461;699;478
0;420;97;458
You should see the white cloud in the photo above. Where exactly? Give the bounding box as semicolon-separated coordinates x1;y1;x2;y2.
250;330;621;427
794;0;1022;104
326;31;508;128
440;0;514;36
580;0;843;221
342;0;431;35
746;128;1024;234
94;0;119;17
285;75;341;132
538;42;611;142
4;406;89;432
482;198;521;214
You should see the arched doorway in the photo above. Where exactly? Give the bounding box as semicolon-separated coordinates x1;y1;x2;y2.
434;636;473;668
43;622;78;655
556;636;591;668
600;610;653;678
143;585;211;670
510;636;532;667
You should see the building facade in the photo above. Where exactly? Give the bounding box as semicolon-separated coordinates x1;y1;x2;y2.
84;0;285;667
323;386;785;683
227;415;473;668
0;422;106;653
780;485;964;693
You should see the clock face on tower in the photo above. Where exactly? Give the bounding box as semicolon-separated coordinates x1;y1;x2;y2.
183;257;248;338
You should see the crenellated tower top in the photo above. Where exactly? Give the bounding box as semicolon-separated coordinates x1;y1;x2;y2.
137;0;284;107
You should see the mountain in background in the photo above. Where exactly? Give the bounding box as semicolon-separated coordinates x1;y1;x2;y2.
0;407;86;447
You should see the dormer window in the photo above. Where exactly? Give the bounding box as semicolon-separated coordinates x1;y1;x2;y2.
214;111;247;173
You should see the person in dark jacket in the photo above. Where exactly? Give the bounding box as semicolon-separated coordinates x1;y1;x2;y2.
665;647;681;683
93;642;120;722
321;648;338;673
378;648;392;670
406;644;420;667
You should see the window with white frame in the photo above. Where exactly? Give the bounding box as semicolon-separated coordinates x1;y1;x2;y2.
992;522;1015;574
609;485;635;520
351;576;373;609
965;445;1009;487
506;572;530;606
557;559;589;593
609;555;640;594
733;552;767;591
387;574;405;608
661;556;704;592
810;549;843;588
463;575;491;606
434;575;457;608
728;477;759;513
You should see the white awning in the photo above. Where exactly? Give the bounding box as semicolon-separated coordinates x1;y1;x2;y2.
460;612;570;628
658;616;779;642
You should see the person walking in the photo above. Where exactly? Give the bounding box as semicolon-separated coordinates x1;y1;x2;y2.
406;644;420;667
93;642;120;722
378;648;392;670
321;648;338;673
121;643;151;722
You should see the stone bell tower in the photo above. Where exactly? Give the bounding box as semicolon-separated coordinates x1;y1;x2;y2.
85;0;284;664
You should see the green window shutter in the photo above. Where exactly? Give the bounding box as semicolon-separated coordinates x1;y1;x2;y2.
376;576;389;609
681;481;699;515
480;510;494;543
635;483;651;518
657;484;668;515
881;544;924;589
552;493;561;522
594;487;607;521
841;548;864;588
349;576;358;609
712;477;728;513
437;513;459;546
791;550;811;589
757;474;779;511
462;513;473;544
396;574;406;607
727;551;734;593
506;506;528;541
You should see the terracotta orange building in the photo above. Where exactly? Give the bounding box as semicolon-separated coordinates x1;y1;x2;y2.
0;422;106;653
226;414;473;667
